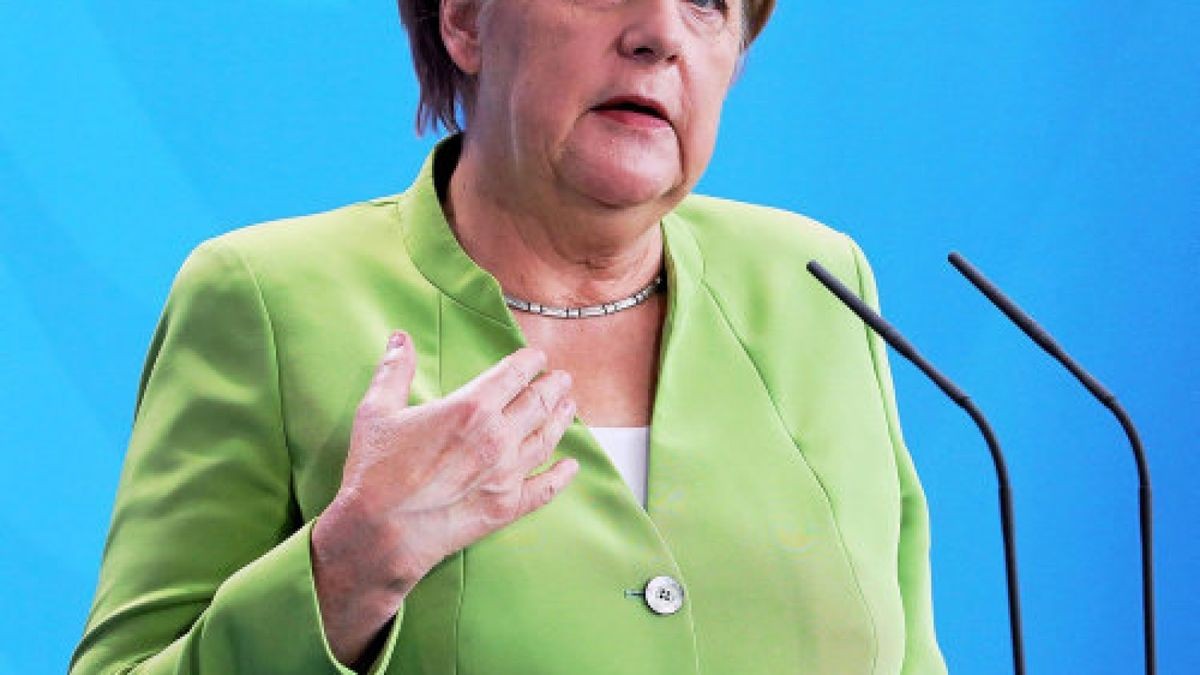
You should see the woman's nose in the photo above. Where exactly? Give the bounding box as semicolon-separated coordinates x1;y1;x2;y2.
617;0;686;65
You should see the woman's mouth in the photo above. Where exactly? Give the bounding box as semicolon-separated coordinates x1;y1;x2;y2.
592;97;672;130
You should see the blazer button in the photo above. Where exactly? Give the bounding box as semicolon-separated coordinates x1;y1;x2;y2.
644;575;685;615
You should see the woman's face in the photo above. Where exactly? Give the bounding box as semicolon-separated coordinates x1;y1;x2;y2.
461;0;744;212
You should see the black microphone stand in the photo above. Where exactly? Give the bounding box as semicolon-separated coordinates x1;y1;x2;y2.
948;251;1156;675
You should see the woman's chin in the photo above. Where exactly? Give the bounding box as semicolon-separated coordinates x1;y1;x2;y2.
555;126;686;209
561;161;682;210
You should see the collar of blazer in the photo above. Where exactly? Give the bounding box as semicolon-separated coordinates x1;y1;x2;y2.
395;133;704;333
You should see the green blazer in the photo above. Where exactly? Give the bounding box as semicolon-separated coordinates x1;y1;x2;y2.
72;137;947;674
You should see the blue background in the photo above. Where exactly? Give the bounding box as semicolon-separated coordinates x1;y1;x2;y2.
1;1;1197;673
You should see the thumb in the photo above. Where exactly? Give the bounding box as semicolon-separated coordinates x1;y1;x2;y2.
368;330;418;410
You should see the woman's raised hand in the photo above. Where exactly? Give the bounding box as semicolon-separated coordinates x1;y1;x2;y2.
311;330;578;669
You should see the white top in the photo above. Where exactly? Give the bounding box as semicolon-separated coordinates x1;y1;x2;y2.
587;426;651;508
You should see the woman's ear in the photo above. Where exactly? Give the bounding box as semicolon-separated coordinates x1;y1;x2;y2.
441;0;483;75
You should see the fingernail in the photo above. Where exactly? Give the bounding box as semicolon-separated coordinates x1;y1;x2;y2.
389;331;406;349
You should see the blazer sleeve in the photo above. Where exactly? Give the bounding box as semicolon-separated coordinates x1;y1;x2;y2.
847;237;949;675
70;239;404;675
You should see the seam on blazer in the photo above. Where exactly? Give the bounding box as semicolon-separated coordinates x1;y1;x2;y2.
846;234;899;675
455;547;466;675
209;238;299;522
442;293;466;675
699;271;881;674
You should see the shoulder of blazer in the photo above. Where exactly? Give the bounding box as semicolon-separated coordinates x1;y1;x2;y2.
671;192;867;319
187;194;421;293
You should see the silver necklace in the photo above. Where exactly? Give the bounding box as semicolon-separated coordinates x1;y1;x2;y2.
503;273;665;319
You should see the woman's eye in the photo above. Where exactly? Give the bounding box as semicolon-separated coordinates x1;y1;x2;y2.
688;0;727;13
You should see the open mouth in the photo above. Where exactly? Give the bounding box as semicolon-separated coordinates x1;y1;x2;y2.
593;97;671;128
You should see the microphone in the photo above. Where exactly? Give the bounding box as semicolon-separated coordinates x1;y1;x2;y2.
806;260;1026;675
948;251;1156;675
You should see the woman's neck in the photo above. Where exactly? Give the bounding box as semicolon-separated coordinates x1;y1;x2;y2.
442;135;667;307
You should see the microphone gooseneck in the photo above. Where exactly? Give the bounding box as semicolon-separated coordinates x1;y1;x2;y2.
948;251;1156;675
806;260;1026;675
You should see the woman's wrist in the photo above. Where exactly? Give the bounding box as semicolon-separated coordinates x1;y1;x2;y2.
312;493;419;668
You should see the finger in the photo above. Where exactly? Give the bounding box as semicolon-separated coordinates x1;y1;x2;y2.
515;458;580;520
364;330;417;411
513;395;576;474
457;400;575;524
456;347;547;412
458;371;571;491
501;369;572;441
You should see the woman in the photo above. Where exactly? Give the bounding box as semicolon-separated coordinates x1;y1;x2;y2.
72;0;947;672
